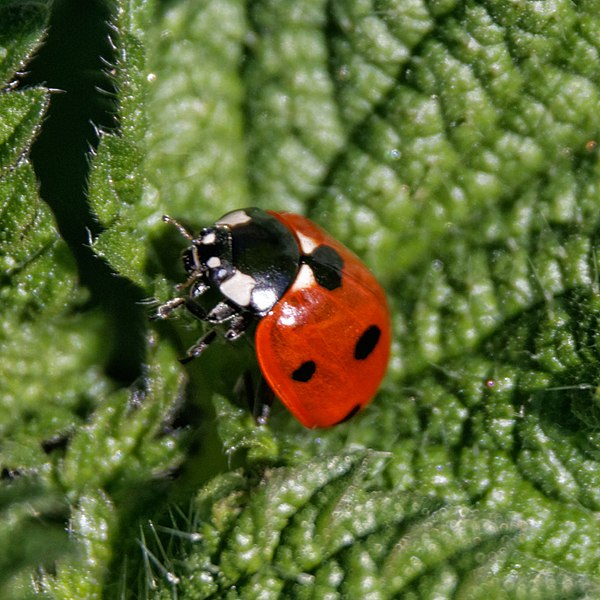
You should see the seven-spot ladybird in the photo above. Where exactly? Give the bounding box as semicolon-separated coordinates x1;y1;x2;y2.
154;207;391;428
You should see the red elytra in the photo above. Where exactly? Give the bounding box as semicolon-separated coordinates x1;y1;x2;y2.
255;212;391;428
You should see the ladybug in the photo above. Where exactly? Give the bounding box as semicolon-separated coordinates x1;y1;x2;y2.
154;207;391;428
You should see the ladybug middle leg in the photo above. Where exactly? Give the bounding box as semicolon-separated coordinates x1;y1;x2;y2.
224;312;253;341
179;307;252;364
180;330;217;364
205;301;237;323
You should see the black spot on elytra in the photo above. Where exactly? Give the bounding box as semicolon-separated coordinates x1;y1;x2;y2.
304;245;344;291
292;360;316;382
354;325;381;360
334;404;361;425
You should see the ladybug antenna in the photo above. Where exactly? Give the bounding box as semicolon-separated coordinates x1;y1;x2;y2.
163;215;194;241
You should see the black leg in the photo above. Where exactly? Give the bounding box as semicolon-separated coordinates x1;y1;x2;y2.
236;371;255;412
179;329;217;364
175;270;206;293
184;298;208;321
183;300;240;324
254;376;275;425
206;301;237;323
236;371;275;425
224;313;252;341
151;296;186;320
190;279;209;297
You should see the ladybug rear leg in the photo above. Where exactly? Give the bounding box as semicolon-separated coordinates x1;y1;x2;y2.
254;376;275;425
236;371;275;425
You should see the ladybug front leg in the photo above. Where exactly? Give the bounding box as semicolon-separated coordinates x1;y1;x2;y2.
152;296;187;320
153;281;209;321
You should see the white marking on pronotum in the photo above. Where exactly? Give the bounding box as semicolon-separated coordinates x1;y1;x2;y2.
291;263;316;291
295;230;319;254
252;287;278;312
216;210;251;228
202;232;216;244
220;271;257;306
206;256;221;268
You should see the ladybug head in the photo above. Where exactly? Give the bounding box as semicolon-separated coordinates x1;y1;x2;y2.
183;226;234;287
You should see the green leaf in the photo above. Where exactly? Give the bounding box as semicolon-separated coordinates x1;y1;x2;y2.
5;0;600;598
0;0;50;84
0;3;86;596
0;477;70;596
0;2;86;421
88;0;156;288
0;90;48;172
47;491;116;600
133;0;600;597
146;0;248;221
60;336;185;496
0;2;184;598
39;335;186;600
144;455;530;598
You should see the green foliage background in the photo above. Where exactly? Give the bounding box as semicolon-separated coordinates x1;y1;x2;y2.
2;0;600;598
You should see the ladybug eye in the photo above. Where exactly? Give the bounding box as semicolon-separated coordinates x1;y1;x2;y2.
212;267;229;282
